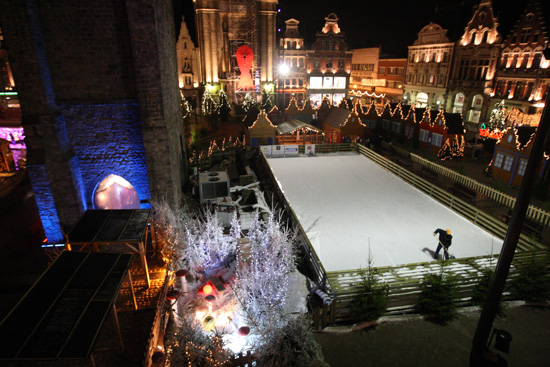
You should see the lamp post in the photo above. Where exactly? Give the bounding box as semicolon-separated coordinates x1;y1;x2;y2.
279;63;289;114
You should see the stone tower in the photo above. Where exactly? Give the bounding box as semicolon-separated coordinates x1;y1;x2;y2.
193;0;278;101
0;0;186;242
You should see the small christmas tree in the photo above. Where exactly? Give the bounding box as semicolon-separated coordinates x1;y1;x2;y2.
218;89;231;121
488;100;508;131
242;93;256;113
260;89;273;111
182;97;192;120
202;90;218;116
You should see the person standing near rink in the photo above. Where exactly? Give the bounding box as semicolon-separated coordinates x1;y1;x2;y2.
433;228;452;260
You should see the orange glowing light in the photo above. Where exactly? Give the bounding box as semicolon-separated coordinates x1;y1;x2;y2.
203;284;213;295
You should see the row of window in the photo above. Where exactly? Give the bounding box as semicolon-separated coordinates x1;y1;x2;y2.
494;80;536;100
494;152;528;176
419;129;443;147
455;59;490;80
282;56;306;68
409;52;450;64
283;78;305;87
313;58;346;70
351;63;375;71
407;73;446;86
379;67;405;75
319;41;341;51
499;53;544;69
309;76;347;89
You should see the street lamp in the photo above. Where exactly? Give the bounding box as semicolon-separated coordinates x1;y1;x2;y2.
279;63;289;111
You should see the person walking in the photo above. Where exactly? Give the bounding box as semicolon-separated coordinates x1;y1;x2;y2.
433;228;452;260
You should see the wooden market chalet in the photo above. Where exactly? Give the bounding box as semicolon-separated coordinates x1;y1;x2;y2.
247;98;467;160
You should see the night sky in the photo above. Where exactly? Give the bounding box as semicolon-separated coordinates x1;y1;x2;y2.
176;0;543;58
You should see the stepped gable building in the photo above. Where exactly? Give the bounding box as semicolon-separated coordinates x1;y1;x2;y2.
404;22;455;110
0;0;185;243
448;0;501;130
193;0;277;102
278;18;307;109
306;13;353;108
491;1;550;114
177;17;201;109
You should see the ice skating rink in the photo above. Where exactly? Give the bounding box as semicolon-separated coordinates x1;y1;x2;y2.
267;154;503;272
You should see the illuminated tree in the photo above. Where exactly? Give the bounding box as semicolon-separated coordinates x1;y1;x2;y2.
182;97;192;120
202;90;218;116
235;211;297;331
260;89;273;111
218;89;231;121
242;93;256;113
488;100;508;131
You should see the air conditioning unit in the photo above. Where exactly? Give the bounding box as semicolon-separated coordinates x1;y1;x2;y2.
199;171;230;204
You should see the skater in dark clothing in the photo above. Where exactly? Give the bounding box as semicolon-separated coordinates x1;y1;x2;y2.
433;228;452;260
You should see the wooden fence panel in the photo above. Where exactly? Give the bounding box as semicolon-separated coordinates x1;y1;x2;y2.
327;250;550;323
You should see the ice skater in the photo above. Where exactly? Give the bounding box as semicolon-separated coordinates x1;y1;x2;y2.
433;228;452;260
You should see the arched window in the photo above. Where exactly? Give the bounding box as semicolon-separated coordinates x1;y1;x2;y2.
482;31;489;44
453;92;465;113
93;174;140;210
416;92;428;108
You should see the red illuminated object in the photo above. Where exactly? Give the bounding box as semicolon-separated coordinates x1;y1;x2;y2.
203;284;213;295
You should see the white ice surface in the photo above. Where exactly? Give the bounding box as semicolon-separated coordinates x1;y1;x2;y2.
267;154;503;272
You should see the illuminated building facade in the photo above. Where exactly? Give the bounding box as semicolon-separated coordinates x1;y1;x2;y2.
193;0;278;102
448;0;501;130
0;0;185;243
404;22;454;110
278;18;307;108
376;58;407;104
491;1;549;114
349;47;382;104
306;13;353;108
177;17;201;109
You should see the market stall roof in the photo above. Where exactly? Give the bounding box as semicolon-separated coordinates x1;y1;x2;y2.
0;251;133;360
276;119;324;135
320;107;352;129
67;209;151;244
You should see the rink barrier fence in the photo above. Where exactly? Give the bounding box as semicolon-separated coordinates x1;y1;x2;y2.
259;143;548;326
256;148;334;296
327;249;550;323
355;143;545;252
409;152;550;227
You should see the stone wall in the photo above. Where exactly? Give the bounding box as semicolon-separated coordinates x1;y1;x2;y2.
61;102;151;208
0;0;185;242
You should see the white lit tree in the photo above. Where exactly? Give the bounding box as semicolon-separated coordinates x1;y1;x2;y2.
242;92;256;113
202;89;218;116
488;100;508;131
235;211;297;332
182;97;192;120
260;89;273;111
183;210;239;273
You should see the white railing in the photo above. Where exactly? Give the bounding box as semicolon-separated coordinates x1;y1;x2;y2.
410;153;550;226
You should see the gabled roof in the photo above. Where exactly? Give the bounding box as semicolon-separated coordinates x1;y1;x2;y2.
276;119;324;135
321;106;352;128
444;113;466;134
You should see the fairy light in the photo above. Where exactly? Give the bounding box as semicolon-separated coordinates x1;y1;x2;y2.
349;90;386;98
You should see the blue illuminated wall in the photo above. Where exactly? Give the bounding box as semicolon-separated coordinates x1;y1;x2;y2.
61;102;151;210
